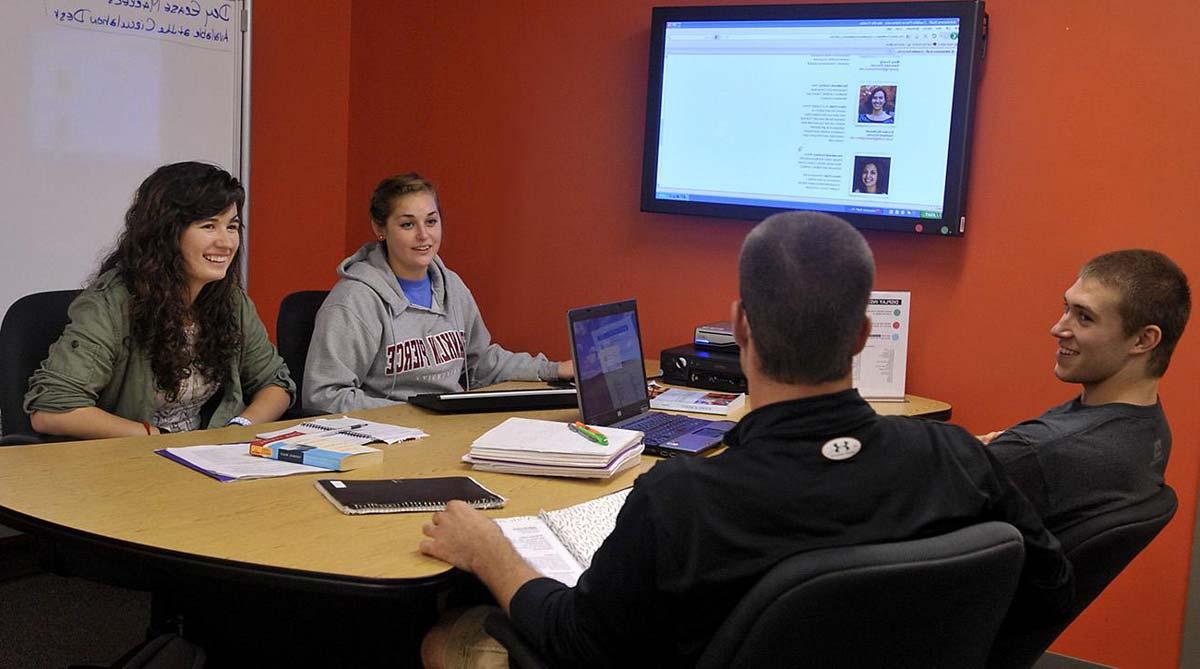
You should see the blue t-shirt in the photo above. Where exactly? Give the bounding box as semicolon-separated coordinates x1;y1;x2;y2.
397;274;432;308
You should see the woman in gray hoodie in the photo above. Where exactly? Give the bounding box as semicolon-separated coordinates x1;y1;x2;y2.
303;173;572;413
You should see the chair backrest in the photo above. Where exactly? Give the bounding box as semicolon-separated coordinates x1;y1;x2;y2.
988;485;1178;668
0;289;82;442
696;521;1026;669
275;290;328;419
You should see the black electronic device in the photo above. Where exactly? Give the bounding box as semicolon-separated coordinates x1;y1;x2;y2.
407;388;577;414
694;320;738;350
641;1;988;236
660;344;747;393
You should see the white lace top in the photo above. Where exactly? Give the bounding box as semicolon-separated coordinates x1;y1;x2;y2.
150;324;220;432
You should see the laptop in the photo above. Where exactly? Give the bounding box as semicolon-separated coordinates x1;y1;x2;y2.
567;299;735;457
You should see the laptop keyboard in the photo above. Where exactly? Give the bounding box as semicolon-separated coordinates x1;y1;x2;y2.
622;412;709;446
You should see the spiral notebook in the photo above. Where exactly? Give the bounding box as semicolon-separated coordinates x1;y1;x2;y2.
314;476;506;515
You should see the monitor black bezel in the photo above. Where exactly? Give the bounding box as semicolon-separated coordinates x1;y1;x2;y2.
639;1;988;237
566;299;651;427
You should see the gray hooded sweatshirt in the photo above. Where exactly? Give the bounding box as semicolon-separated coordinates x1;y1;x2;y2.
303;242;558;413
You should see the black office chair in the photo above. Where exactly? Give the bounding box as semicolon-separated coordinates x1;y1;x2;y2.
486;521;1026;669
0;289;82;445
988;485;1178;668
275;290;329;419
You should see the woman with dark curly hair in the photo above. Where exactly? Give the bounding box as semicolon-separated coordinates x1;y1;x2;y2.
25;162;294;439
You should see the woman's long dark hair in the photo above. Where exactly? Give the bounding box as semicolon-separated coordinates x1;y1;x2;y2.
97;162;245;401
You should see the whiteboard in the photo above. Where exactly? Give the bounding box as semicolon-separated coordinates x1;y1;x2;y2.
0;0;249;322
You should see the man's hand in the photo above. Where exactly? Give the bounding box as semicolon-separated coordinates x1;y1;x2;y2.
420;500;508;573
977;430;1004;445
419;500;542;613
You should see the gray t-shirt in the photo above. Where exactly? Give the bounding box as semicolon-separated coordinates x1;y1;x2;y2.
989;397;1170;533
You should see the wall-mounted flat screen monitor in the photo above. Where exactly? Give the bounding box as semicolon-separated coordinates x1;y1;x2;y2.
641;2;988;236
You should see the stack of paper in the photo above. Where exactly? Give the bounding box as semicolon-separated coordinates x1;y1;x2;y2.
156;417;429;482
463;417;643;478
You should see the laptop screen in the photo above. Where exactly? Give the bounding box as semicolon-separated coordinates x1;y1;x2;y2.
567;300;650;426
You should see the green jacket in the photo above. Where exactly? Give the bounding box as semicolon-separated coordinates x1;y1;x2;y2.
24;271;295;429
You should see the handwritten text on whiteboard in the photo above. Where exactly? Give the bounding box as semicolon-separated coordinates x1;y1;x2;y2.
46;0;237;51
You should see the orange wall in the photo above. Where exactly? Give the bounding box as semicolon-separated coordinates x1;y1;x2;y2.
252;1;1200;666
247;0;352;338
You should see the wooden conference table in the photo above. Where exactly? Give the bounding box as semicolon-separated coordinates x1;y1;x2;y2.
0;380;948;662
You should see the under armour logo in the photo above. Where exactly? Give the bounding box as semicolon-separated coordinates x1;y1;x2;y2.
821;437;862;461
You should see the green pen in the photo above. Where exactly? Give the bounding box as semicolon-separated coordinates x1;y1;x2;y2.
569;421;609;446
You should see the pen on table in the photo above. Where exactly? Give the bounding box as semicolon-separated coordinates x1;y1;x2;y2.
324;422;367;435
569;421;609;446
306;423;369;443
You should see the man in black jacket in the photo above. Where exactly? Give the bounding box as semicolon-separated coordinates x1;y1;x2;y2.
420;211;1072;668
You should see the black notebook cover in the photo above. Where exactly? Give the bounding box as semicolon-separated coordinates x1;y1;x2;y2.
314;476;506;515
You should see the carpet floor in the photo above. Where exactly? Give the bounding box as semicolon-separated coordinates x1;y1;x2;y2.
0;570;151;668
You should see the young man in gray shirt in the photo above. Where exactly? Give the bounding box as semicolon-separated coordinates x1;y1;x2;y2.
982;250;1190;534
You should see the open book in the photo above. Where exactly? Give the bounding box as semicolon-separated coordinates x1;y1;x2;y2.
494;488;631;587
